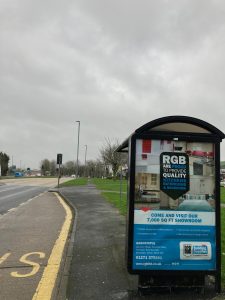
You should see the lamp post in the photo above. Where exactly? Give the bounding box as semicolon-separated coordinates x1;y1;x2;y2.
76;121;80;178
84;145;87;177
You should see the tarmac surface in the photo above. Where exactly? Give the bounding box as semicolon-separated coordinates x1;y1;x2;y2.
60;184;225;300
0;189;72;300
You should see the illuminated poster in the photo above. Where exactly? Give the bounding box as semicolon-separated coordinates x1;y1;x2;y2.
133;139;216;271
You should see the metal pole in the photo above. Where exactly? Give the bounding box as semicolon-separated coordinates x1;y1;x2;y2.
84;145;87;177
57;163;61;188
12;156;13;176
76;121;80;178
120;166;122;207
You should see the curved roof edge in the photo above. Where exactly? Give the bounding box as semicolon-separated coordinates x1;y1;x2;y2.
116;137;129;152
135;115;225;139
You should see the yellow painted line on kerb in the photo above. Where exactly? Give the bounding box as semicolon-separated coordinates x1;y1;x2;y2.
32;192;72;300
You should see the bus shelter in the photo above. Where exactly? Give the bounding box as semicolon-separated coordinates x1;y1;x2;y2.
116;116;224;293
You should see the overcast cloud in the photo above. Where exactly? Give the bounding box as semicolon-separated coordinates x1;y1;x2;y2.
1;0;225;169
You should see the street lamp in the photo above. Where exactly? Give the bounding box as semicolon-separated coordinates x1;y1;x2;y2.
84;145;87;177
76;121;80;178
84;145;87;166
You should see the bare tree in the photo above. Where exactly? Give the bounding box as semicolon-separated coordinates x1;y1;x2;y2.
63;161;75;176
40;159;51;176
85;159;105;178
50;160;57;176
100;138;127;179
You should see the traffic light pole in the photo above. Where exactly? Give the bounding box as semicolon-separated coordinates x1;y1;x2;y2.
57;153;63;189
57;162;61;189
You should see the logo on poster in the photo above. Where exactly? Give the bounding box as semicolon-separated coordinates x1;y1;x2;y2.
160;152;190;199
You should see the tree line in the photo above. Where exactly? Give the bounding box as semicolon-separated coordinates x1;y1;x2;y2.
0;139;127;178
41;139;127;178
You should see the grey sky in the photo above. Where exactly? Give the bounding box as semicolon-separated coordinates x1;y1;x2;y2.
1;0;225;169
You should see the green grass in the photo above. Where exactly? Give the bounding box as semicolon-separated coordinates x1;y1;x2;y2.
102;192;127;215
59;177;88;187
91;178;127;215
91;178;127;192
221;187;225;204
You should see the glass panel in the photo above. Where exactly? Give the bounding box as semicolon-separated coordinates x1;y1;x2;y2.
133;139;216;271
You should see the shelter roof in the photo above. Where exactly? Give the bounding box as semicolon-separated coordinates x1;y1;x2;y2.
116;115;225;152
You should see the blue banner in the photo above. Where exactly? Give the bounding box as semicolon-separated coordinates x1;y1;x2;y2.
133;222;216;271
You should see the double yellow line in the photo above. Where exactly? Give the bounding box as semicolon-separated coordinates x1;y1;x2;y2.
32;193;72;300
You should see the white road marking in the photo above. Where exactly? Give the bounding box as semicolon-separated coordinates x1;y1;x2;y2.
0;185;26;193
0;192;47;218
0;187;45;201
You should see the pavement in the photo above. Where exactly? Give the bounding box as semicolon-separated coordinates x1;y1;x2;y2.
59;184;225;300
60;184;137;300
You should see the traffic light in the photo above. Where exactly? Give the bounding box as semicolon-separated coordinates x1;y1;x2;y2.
57;153;63;165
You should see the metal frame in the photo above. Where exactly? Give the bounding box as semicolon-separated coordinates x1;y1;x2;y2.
121;116;225;293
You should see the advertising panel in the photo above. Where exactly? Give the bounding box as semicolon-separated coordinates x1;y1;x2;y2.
133;139;216;271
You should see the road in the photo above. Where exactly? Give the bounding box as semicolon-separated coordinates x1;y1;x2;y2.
0;177;69;215
0;177;72;300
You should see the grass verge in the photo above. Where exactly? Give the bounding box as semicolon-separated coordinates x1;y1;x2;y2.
91;178;127;215
101;192;127;215
91;178;127;192
59;178;88;187
221;187;225;204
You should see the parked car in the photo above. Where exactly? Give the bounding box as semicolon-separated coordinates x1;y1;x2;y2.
14;172;24;177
